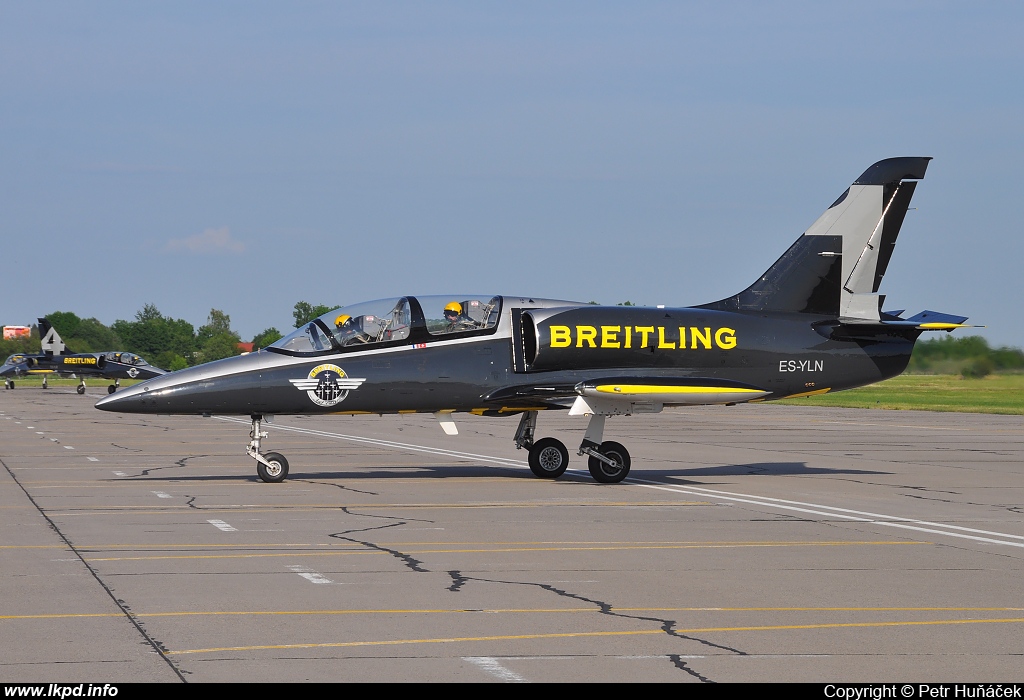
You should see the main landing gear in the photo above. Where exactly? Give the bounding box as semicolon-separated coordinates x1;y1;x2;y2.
513;410;630;484
108;379;120;395
76;378;86;395
248;414;289;483
4;379;12;390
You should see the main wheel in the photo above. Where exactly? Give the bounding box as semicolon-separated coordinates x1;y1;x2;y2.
588;441;631;483
257;452;289;483
76;385;85;395
5;380;12;390
107;385;117;394
528;437;569;479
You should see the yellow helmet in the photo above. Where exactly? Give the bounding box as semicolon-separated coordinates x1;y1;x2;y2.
444;302;462;315
335;314;351;327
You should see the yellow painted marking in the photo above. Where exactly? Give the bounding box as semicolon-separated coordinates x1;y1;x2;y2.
328;410;373;415
82;540;922;562
779;387;833;399
167;617;1024;655
4;606;1021;622
498;406;547;412
918;323;965;330
594;385;763;395
397;410;418;414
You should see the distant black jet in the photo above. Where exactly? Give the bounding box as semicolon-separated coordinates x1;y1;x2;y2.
2;318;167;394
97;157;968;484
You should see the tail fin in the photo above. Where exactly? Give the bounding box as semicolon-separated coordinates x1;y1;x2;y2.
701;157;931;320
37;317;66;355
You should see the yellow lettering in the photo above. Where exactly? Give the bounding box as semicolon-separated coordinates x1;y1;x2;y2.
635;326;654;348
576;325;597;348
678;327;687;349
624;326;631;348
715;327;737;350
601;326;621;348
691;327;711;349
550;325;572;348
657;327;675;349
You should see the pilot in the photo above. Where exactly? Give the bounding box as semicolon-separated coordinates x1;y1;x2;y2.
334;314;369;346
443;301;481;332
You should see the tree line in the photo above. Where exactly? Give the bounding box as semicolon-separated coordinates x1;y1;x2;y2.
0;301;338;370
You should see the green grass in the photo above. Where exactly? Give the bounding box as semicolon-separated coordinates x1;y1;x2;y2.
777;374;1024;415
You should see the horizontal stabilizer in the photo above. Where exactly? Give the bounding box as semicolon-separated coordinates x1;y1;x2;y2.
829;310;973;339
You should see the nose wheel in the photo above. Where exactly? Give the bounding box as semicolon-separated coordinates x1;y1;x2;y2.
248;415;290;483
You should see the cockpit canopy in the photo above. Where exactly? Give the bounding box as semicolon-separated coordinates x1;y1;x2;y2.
270;295;502;355
104;352;148;366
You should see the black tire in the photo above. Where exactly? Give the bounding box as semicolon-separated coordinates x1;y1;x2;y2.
257;452;289;483
588;441;631;483
76;385;85;395
6;381;12;390
107;385;117;394
528;437;569;479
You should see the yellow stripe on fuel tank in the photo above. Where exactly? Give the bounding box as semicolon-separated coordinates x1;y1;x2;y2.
594;385;764;395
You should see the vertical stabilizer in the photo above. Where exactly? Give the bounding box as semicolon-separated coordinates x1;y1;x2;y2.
37;318;66;356
700;157;930;319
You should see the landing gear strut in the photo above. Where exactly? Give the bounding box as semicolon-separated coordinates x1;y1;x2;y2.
76;379;86;395
42;375;48;389
513;409;629;483
577;414;630;483
108;379;120;395
248;414;289;483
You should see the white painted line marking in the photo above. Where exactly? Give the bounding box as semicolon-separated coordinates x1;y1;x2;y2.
87;457;99;462
207;519;237;532
631;480;1024;549
50;438;58;442
113;471;126;476
36;432;45;435
464;657;528;683
27;426;34;429
228;416;1024;550
152;491;172;499
287;565;333;584
63;446;75;450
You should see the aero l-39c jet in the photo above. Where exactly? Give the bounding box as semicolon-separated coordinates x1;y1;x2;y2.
96;157;969;484
2;318;167;394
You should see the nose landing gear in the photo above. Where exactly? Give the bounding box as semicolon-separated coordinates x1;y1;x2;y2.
248;414;289;483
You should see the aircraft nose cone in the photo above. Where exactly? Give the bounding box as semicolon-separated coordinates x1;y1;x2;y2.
95;382;149;411
94;352;266;415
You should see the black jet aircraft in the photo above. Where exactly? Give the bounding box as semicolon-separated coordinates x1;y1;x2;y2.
2;318;167;394
96;157;969;484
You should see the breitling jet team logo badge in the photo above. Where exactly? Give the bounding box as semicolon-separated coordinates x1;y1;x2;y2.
288;364;366;407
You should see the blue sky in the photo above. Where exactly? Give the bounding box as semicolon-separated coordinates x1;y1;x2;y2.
2;2;1022;346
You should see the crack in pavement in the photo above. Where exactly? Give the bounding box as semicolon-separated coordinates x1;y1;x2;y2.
294;478;378;496
668;653;715;682
444;570;746;682
133;454;211;477
328;508;435;573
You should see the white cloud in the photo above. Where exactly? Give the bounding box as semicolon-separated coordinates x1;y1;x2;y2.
165;227;246;254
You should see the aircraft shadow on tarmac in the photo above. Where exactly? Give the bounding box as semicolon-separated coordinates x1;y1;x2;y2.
115;461;889;484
